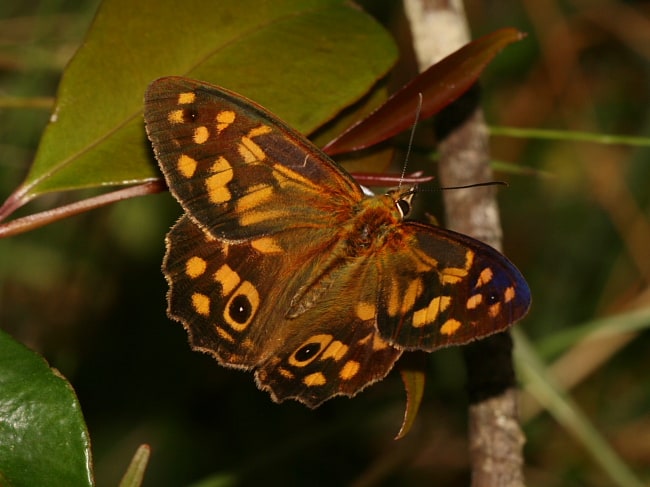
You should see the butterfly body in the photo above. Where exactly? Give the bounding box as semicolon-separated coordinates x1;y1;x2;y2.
145;76;530;407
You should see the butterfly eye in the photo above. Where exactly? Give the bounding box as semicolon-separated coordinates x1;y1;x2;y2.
229;295;252;324
396;198;411;218
294;343;321;363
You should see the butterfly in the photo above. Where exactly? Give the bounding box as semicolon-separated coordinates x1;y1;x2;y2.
144;76;531;408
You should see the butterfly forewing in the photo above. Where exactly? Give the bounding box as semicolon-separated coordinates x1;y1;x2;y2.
165;215;402;407
145;77;363;242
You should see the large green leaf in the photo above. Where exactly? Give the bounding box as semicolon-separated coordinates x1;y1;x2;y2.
17;0;396;200
0;329;93;487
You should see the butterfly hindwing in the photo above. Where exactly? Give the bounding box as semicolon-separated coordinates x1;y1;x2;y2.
165;215;402;407
164;215;273;367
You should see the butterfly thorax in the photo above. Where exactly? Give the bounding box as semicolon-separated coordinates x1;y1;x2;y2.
286;190;411;318
342;189;412;257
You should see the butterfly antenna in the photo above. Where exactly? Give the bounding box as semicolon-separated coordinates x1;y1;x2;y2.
399;93;423;192
440;181;509;191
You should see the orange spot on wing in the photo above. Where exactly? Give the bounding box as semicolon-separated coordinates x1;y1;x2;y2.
236;185;274;212
216;110;235;133
356;302;375;321
177;154;198;178
340;360;360;380
304;372;327;387
214;264;240;295
413;296;451;328
185;256;207;278
322;341;348;361
251;237;282;253
216;326;235;343
178;92;195;104
476;267;494;287
440;318;461;336
402;278;423;314
249;125;272;138
191;293;210;316
193;126;209;144
168;109;184;124
466;294;482;310
488;302;501;318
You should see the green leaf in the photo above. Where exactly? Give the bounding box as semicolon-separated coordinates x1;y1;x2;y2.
118;444;150;487
514;329;645;487
16;0;396;201
0;329;93;487
489;125;650;147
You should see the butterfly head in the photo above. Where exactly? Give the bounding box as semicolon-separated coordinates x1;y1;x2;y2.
387;187;417;220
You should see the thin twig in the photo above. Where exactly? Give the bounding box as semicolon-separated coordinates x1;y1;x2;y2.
403;1;526;485
0;180;166;238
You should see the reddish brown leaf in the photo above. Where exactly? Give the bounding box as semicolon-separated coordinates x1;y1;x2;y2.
395;352;428;439
323;28;526;156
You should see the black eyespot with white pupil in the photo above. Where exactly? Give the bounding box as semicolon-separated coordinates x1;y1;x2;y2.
229;295;252;324
294;342;321;363
184;107;198;121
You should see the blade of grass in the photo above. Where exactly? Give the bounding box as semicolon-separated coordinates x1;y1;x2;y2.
514;329;645;487
490;126;650;147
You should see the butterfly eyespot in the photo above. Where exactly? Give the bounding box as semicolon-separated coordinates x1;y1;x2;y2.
288;334;334;367
183;107;199;121
294;343;321;363
229;294;252;324
486;292;499;304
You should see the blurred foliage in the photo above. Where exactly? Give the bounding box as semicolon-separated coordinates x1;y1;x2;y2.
1;0;649;486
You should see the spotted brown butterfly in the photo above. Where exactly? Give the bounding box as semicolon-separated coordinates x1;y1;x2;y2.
144;76;530;408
